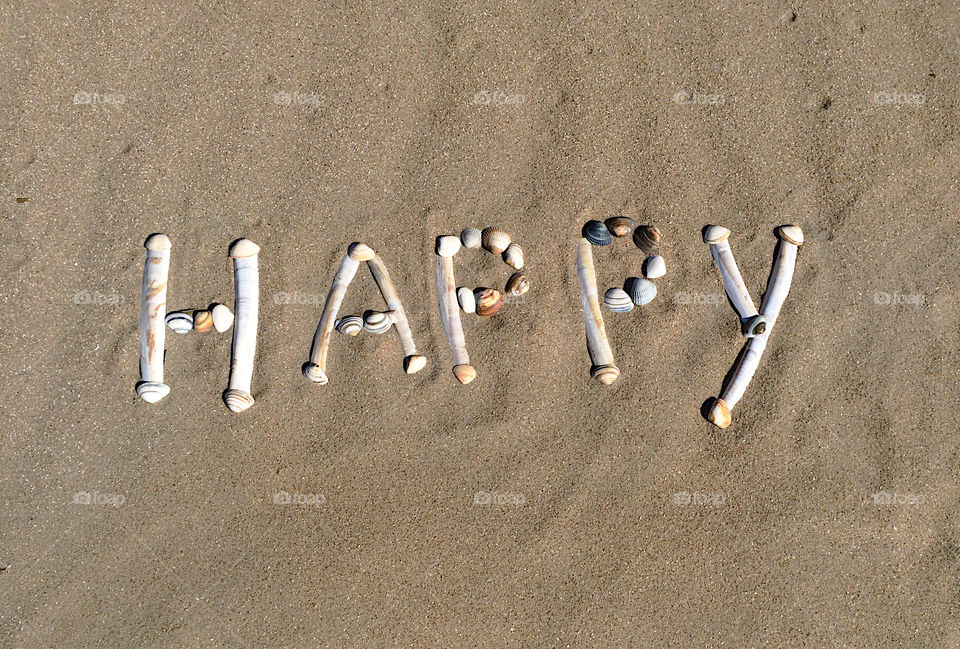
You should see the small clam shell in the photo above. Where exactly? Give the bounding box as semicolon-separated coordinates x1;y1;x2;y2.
632;225;661;254
436;235;462;257
481;227;511;255
505;272;529;296
582;220;612;246
335;315;364;336
165;311;193;334
702;225;730;244
643;255;666;279
605;216;634;237
502;243;524;269
211;303;234;332
627;277;657;306
604;287;634;313
460;227;482;249
591;364;620;385
457;287;476;313
474;287;505;317
362;310;393;335
193;309;213;332
777;224;804;245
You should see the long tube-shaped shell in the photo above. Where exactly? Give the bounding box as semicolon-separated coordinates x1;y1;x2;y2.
302;244;367;384
436;254;475;384
367;253;427;374
707;226;803;428
576;238;619;385
136;234;171;403
704;226;766;337
224;239;260;412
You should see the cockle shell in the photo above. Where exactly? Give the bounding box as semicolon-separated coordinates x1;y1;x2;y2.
582;220;612;246
604;287;634;313
506;272;529;296
605;216;634;237
457;287;476;313
643;255;666;279
336;315;363;336
474;287;505;317
362;310;393;335
633;225;661;254
436;235;462;257
211;303;234;332
193;309;213;332
627;277;657;306
481;228;511;255
502;243;524;269
165;311;193;334
460;227;482;249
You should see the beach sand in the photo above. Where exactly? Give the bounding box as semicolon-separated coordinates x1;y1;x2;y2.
2;2;958;647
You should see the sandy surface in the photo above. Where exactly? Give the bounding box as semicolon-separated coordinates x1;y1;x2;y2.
2;2;959;647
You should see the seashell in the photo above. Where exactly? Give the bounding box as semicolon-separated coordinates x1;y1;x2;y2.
436;235;462;257
777;224;804;246
366;252;426;374
347;242;375;261
137;234;172;403
481;227;511;255
225;238;261;412
702;225;730;244
604;287;634;313
505;272;529;296
632;225;661;254
457;287;476;313
591;364;620;385
643;255;666;279
582;220;612;246
460;227;482;249
605;216;634;237
473;287;505;317
335;315;363;336
304;249;362;384
436;255;475;383
577;239;618;385
211;303;234;333
502;243;524;269
627;277;657;306
165;311;193;334
363;310;393;335
193;309;213;332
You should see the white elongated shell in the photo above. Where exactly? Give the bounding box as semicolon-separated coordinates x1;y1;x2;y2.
460;227;482;249
457;286;476;313
211;303;234;332
363;310;393;335
643;255;666;279
436;235;462;257
165;311;193;334
628;277;657;306
604;287;634;313
336;315;363;336
502;243;524;269
481;227;511;254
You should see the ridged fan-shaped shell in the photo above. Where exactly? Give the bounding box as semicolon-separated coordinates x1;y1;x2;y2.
481;228;511;254
460;227;482;249
604;287;634;313
582;220;612;246
627;277;657;306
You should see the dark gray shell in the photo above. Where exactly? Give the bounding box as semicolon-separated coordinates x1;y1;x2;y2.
583;220;612;246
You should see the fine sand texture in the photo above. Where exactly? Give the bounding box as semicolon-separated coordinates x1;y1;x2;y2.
2;3;959;647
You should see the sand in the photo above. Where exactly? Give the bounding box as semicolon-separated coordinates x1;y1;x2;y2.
2;2;959;647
